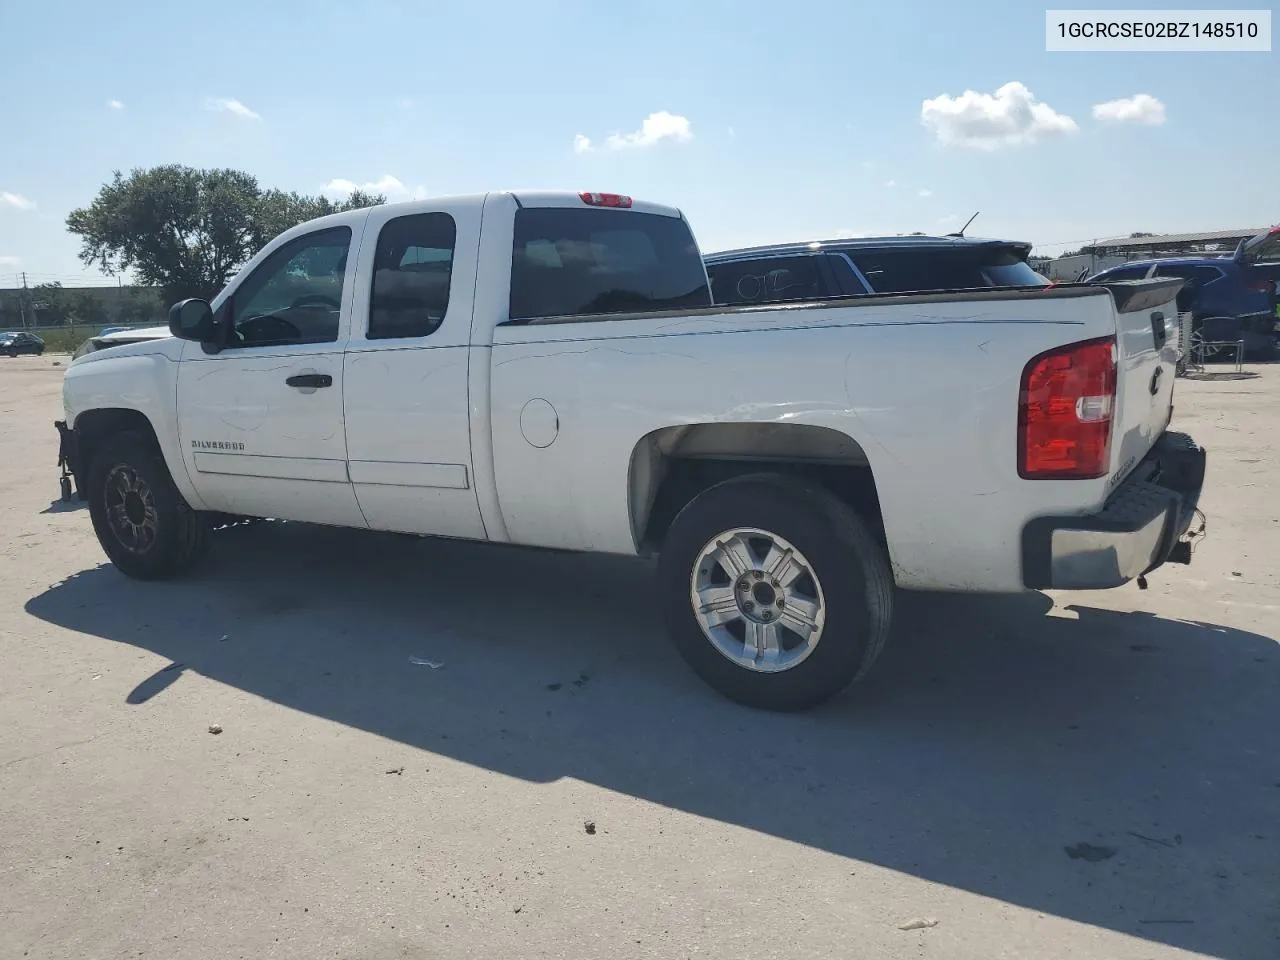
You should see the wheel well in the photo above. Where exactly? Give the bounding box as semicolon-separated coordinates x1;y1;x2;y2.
73;408;162;479
631;423;885;552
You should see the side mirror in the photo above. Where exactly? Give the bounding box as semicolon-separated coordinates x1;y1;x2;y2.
168;299;214;342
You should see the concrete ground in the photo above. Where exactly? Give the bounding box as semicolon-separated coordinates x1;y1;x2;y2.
0;356;1276;960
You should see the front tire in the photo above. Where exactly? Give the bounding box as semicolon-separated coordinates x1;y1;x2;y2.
658;474;893;711
87;432;211;580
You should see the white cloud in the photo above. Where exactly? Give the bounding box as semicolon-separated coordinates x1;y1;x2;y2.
937;214;962;226
1092;93;1166;126
921;81;1077;150
574;111;693;152
107;99;125;110
323;174;428;201
884;179;897;188
860;160;875;169
727;126;736;139
0;192;35;211
0;255;20;267
395;97;413;109
205;97;262;120
832;227;866;239
918;188;933;198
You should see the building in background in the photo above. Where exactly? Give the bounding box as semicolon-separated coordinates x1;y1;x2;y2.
1040;227;1269;282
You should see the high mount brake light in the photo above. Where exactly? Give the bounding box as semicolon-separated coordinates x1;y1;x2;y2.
1018;337;1117;479
579;192;633;208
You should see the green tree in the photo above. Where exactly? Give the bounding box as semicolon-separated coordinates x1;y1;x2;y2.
30;282;69;325
66;165;384;303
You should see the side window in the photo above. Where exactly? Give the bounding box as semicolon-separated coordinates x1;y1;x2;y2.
851;251;973;293
368;213;457;339
1153;264;1198;281
1097;265;1149;282
707;256;825;305
509;208;711;321
826;254;872;296
228;227;352;348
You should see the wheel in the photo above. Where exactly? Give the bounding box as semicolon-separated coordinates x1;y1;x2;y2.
87;432;211;580
658;474;893;711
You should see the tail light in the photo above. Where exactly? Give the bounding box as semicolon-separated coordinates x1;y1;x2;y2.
579;192;632;208
1018;337;1116;479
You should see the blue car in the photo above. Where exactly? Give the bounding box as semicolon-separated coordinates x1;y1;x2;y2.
1087;227;1280;359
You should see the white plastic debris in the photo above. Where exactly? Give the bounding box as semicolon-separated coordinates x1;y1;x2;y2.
898;918;939;931
409;657;444;669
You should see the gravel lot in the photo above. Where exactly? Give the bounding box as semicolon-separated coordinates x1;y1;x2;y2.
1;356;1276;960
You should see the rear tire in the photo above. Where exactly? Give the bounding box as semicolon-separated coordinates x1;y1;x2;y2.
87;432;211;580
658;474;893;711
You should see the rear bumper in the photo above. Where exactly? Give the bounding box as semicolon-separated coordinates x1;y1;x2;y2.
1021;431;1205;590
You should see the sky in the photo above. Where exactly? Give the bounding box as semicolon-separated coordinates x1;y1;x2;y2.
0;0;1276;286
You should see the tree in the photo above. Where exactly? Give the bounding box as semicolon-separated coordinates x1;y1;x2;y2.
67;165;384;303
30;282;69;325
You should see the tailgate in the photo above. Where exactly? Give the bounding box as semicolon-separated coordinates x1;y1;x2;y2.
1099;279;1182;485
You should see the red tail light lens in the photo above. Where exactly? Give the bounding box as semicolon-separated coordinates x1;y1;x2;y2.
1018;337;1117;479
579;192;633;208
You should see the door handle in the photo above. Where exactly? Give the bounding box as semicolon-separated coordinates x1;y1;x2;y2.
285;374;332;389
1150;311;1167;348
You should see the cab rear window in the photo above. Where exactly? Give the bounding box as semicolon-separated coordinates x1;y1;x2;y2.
509;208;711;321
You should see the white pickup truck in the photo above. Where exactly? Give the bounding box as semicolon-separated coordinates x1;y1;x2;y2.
56;190;1206;710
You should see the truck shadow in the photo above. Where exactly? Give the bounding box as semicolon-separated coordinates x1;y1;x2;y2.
24;521;1280;959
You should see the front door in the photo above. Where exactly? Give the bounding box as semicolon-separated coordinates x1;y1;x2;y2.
176;225;367;526
341;203;486;538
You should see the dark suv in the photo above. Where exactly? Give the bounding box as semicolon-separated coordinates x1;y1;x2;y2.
0;331;45;356
704;235;1049;306
1086;227;1280;359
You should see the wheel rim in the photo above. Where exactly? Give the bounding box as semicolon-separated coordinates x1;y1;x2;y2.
103;464;159;554
690;527;827;674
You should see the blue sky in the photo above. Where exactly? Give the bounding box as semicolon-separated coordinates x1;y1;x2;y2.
1;0;1276;284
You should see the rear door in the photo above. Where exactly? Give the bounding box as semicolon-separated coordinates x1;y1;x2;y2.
341;201;487;539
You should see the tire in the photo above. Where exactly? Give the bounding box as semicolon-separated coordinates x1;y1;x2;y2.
87;432;211;580
658;473;893;711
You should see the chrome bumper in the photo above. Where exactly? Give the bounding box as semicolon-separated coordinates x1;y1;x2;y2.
1022;432;1205;590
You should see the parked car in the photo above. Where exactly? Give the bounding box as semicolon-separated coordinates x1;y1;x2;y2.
55;190;1204;711
72;325;170;360
0;331;45;356
1086;226;1280;360
704;235;1049;305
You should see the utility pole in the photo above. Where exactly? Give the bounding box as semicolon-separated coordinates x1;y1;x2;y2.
18;272;28;330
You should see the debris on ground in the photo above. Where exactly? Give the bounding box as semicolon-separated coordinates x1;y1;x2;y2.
207;724;223;735
1127;830;1180;848
385;767;404;776
409;656;444;669
513;905;523;914
897;918;939;931
546;682;562;691
1064;842;1116;862
583;821;597;835
219;635;230;642
572;671;590;688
